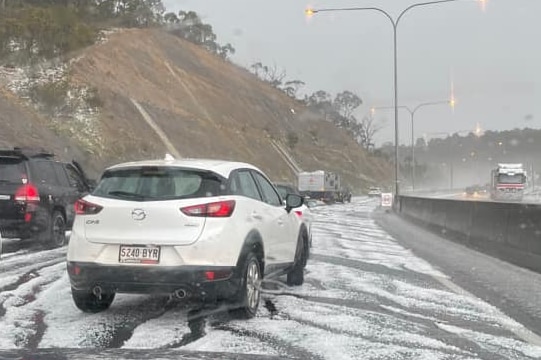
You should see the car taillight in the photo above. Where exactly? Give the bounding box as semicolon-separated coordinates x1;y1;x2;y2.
294;210;303;218
181;200;236;218
14;184;40;202
75;199;103;215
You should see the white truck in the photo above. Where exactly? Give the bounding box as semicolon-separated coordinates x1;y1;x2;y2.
490;163;526;201
298;171;345;203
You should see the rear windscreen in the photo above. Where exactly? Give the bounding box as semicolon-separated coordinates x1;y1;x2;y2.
0;158;24;183
92;167;225;201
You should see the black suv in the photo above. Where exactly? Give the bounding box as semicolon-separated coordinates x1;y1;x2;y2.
0;147;93;248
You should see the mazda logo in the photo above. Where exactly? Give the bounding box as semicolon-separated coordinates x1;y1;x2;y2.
131;209;146;221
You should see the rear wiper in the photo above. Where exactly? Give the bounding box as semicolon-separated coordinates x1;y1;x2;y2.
107;191;148;200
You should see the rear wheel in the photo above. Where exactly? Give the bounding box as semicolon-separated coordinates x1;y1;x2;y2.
71;288;115;313
44;211;67;248
230;253;261;319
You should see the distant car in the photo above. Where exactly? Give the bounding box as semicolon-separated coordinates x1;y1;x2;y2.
368;187;382;198
274;182;313;242
306;199;325;208
0;147;93;248
335;187;352;203
465;185;487;197
67;158;309;318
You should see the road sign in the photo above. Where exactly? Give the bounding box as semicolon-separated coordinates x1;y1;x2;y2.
381;193;393;207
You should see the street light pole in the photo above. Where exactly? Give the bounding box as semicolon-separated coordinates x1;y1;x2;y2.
409;100;454;190
307;0;465;199
372;100;453;191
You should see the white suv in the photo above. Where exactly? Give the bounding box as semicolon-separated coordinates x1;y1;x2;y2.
67;158;309;318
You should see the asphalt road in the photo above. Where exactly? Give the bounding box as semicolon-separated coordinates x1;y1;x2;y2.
375;208;541;344
0;198;540;359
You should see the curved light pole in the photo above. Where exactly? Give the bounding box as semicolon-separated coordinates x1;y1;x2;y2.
307;0;469;199
372;100;454;191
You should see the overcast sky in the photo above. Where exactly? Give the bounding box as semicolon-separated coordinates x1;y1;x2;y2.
163;0;540;146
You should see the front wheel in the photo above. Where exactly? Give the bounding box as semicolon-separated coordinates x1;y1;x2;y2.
230;253;262;319
72;288;115;313
287;233;308;286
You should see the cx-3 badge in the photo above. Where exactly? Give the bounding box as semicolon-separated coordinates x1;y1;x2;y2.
132;209;146;221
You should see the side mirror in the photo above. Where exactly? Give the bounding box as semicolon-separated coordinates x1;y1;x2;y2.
285;194;304;213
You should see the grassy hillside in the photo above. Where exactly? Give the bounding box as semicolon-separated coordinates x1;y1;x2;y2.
0;28;391;190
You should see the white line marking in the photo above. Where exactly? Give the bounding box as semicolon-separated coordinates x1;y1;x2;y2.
432;274;541;346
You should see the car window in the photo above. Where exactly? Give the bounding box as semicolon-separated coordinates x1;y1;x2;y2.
0;157;25;184
52;163;70;188
275;184;299;200
93;167;224;201
275;186;288;200
232;171;262;201
65;164;88;191
252;172;282;206
32;161;58;185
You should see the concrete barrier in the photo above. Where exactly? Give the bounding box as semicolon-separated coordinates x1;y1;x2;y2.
398;196;541;274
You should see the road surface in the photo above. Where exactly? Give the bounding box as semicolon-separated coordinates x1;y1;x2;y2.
1;198;540;359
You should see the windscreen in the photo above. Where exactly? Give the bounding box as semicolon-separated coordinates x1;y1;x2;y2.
498;174;525;184
92;167;225;201
0;158;24;184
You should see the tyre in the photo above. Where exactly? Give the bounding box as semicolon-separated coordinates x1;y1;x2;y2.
187;308;206;336
287;232;308;286
71;288;115;313
45;211;67;248
230;253;262;319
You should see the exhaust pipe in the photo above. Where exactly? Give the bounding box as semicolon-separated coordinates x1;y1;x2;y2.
92;285;103;300
173;288;187;299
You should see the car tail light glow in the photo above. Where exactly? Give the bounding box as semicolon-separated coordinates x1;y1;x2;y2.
181;200;235;218
205;271;215;281
204;270;232;281
294;210;303;218
75;199;103;215
14;184;40;202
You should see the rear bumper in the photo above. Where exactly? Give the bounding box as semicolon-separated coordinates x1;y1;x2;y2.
0;218;42;239
0;206;50;239
67;262;240;302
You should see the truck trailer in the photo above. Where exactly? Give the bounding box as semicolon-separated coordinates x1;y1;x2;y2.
298;171;345;203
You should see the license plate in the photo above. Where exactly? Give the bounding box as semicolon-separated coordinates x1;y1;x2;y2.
0;195;10;200
119;245;160;264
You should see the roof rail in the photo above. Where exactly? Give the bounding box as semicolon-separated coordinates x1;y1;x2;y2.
12;147;55;159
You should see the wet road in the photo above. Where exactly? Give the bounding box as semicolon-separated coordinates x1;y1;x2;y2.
0;198;540;359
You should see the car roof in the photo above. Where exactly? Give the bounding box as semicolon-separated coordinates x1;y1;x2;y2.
0;147;55;161
105;158;261;178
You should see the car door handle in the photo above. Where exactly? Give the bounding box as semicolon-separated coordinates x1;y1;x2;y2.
251;212;263;220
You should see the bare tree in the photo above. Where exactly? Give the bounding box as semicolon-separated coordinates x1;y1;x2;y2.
262;63;286;88
357;115;385;150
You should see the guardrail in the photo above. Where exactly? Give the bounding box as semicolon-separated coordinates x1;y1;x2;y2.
397;196;541;274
